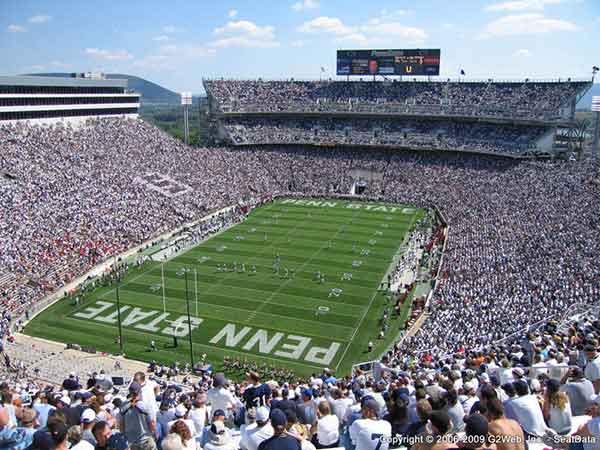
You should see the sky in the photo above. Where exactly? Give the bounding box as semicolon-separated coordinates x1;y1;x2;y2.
1;0;599;92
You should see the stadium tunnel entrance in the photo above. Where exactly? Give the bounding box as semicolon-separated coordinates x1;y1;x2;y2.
349;168;383;195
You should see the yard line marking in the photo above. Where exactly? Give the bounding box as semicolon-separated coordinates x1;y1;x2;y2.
246;210;362;329
333;209;421;372
62;316;327;371
109;292;353;340
194;206;304;301
119;281;363;318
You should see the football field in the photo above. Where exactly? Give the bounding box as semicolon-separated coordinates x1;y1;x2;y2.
25;198;424;378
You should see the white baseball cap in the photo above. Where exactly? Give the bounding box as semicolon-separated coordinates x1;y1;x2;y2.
256;406;269;422
81;408;96;423
175;404;187;417
59;395;71;406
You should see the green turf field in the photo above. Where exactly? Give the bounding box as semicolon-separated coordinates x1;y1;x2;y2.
24;198;424;378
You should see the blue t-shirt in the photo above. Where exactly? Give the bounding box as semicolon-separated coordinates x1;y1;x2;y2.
258;434;301;450
33;404;55;428
243;384;272;409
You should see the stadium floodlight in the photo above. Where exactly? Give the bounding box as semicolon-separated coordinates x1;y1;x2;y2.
181;92;193;145
593;96;600;164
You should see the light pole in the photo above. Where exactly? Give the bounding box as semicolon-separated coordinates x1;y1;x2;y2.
184;270;194;368
115;279;124;355
592;96;600;166
181;92;192;145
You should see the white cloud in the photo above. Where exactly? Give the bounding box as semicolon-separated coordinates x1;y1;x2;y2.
481;13;577;36
513;48;533;57
209;36;280;48
84;48;134;61
153;35;170;41
485;0;562;11
30;64;45;71
228;9;238;18
290;40;305;47
28;14;51;23
7;24;26;33
292;0;319;12
210;20;279;48
298;16;353;35
299;16;427;46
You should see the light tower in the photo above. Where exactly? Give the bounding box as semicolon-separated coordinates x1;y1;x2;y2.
181;92;193;145
593;96;600;166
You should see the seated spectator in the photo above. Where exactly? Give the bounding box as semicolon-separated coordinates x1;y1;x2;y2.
561;368;595;415
240;406;273;450
543;379;572;435
257;409;300;450
505;381;548;438
312;401;339;449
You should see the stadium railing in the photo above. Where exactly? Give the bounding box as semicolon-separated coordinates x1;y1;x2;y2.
215;103;569;122
203;76;592;84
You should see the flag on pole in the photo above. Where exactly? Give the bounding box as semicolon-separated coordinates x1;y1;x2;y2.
593;66;599;74
592;96;600;112
460;69;466;76
321;67;326;72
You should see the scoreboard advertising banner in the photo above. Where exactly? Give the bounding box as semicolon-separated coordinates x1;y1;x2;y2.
336;49;441;76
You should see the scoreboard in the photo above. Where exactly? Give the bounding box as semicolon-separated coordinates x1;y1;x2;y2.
336;49;440;76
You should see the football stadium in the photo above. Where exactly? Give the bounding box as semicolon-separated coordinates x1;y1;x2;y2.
2;2;600;450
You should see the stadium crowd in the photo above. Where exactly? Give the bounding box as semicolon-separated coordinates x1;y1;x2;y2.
1;114;599;449
0;308;599;450
223;118;546;155
204;79;588;120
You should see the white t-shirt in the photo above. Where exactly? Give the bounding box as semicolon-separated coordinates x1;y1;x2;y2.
167;418;197;437
189;406;211;436
585;355;600;382
350;418;391;450
71;440;95;450
240;423;274;450
316;414;340;446
140;379;159;420
330;398;352;423
207;387;240;413
583;416;600;450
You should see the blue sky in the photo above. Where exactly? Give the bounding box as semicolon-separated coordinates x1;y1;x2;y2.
1;0;598;92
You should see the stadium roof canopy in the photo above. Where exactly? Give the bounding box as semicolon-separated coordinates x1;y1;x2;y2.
0;75;127;88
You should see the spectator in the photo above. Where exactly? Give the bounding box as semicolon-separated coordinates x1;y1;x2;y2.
312;401;339;449
168;420;196;450
349;398;391;450
543;379;572;435
240;406;273;450
505;381;547;438
257;409;300;450
204;421;237;450
119;382;156;450
584;345;600;394
561;368;595;415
